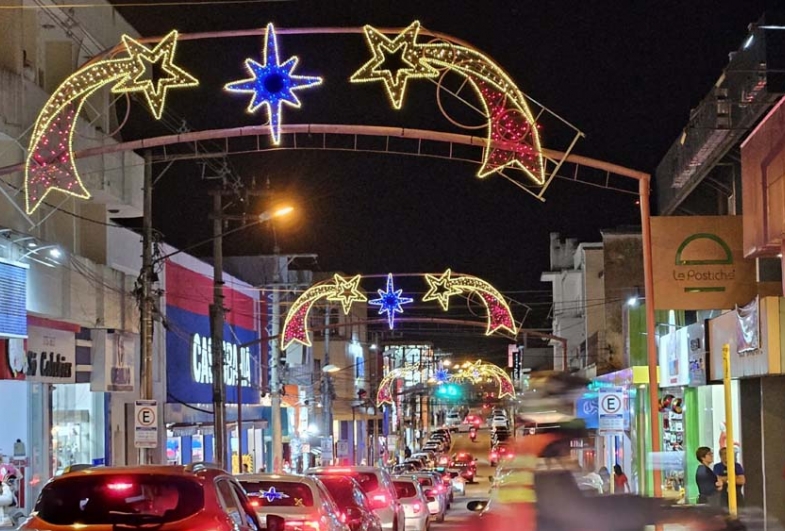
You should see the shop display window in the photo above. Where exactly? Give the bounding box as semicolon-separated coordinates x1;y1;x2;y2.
51;383;104;475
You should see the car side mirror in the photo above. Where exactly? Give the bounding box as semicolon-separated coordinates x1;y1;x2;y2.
466;500;487;512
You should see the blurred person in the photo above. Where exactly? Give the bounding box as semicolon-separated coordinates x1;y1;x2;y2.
598;466;610;494
696;447;722;506
713;446;745;507
613;465;629;493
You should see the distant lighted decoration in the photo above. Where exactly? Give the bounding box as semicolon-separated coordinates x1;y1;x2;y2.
453;360;516;399
369;273;414;330
434;367;450;384
376;365;422;406
225;23;322;145
281;274;367;350
25;30;198;214
350;21;545;184
423;268;516;335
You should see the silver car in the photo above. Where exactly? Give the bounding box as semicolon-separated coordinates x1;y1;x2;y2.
392;478;429;531
307;466;405;531
237;473;348;531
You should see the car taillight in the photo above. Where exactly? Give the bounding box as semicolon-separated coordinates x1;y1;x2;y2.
436;485;445;493
412;503;422;514
338;512;346;524
107;482;134;491
470;461;476;466
490;453;497;459
250;499;260;507
369;492;389;510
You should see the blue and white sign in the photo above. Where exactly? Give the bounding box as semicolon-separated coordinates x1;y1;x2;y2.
165;305;261;404
598;387;625;435
576;395;599;429
0;260;28;338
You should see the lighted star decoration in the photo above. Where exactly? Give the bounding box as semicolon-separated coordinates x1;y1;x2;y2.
225;23;322;144
350;21;438;109
369;273;414;330
259;486;289;502
453;361;515;399
112;30;199;119
350;21;545;184
423;269;463;311
422;269;516;336
25;30;198;214
327;274;367;314
434;367;450;384
376;365;422;406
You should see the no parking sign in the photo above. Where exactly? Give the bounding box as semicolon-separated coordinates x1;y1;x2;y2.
598;388;625;435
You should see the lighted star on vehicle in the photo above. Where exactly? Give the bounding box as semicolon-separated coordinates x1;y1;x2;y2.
225;23;322;144
369;273;414;330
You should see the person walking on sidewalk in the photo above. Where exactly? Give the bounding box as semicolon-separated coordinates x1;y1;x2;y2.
695;447;722;506
713;446;745;507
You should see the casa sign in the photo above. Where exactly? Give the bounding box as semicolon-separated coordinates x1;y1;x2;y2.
191;333;251;387
651;216;756;310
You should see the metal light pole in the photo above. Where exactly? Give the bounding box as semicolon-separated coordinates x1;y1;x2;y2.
210;191;227;470
322;306;333;460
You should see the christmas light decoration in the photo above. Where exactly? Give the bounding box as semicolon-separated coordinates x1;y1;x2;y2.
376;365;422;406
369;273;413;330
281;274;366;350
25;30;197;214
453;361;516;399
259;486;289;502
423;269;516;336
225;23;322;145
434;367;450;384
350;21;439;110
327;274;367;314
351;21;544;184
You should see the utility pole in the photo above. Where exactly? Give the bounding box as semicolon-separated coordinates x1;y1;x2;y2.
322;306;333;453
270;263;282;472
210;191;227;470
140;150;155;465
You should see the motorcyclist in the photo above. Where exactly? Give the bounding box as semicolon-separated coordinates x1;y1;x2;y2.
469;426;477;441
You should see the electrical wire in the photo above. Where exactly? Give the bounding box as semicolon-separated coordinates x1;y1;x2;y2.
0;0;295;9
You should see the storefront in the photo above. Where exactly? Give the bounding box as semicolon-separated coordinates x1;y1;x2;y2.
0;317;107;513
163;258;287;473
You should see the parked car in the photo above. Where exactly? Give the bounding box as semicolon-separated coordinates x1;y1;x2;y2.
317;475;384;531
237;473;347;531
307;466;405;531
19;464;261;531
391;478;429;531
490;415;508;429
410;453;435;469
450;452;478;483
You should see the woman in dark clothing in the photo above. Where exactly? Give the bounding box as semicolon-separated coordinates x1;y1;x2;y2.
695;446;721;505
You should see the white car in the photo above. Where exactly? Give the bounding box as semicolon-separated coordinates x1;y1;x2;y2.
445;411;461;427
392;478;430;531
238;473;348;531
491;416;508;429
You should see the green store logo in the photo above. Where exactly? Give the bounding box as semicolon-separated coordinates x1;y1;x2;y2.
673;233;734;293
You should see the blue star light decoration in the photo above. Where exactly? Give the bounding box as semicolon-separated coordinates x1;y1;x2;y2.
369;273;414;330
259;486;289;502
224;23;322;144
434;367;450;384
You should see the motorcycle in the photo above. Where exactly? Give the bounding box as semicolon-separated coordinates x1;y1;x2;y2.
469;427;477;442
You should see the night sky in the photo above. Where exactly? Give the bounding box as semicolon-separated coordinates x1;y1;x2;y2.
109;0;768;359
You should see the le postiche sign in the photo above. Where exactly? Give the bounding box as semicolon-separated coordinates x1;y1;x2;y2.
651;216;757;310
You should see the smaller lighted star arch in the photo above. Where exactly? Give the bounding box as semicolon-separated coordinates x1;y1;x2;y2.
452;360;516;400
376;365;423;406
225;23;322;144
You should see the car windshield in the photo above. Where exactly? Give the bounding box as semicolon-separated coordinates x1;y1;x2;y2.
34;474;204;525
416;477;433;487
393;481;417;499
317;477;360;509
240;481;314;507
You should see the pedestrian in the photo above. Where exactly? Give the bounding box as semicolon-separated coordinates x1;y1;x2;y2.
695;447;722;505
598;466;610;494
404;446;412;458
613;465;629;493
713;446;745;507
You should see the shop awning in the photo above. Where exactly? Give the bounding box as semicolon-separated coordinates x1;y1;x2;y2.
165;402;288;433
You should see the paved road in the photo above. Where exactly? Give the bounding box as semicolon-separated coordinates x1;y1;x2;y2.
431;428;494;530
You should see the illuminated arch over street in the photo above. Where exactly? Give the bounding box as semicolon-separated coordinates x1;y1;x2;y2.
281;271;516;350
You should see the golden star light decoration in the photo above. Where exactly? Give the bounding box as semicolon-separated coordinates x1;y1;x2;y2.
327;274;367;314
423;268;464;311
112;30;199;119
350;21;545;185
350;21;439;110
25;30;198;214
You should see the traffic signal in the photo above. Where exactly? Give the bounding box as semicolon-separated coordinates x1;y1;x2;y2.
436;383;461;399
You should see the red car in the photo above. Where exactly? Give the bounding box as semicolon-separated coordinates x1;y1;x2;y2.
19;464;261;531
450;452;477;483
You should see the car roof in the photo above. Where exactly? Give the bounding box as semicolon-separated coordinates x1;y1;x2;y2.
53;463;225;481
307;466;386;476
